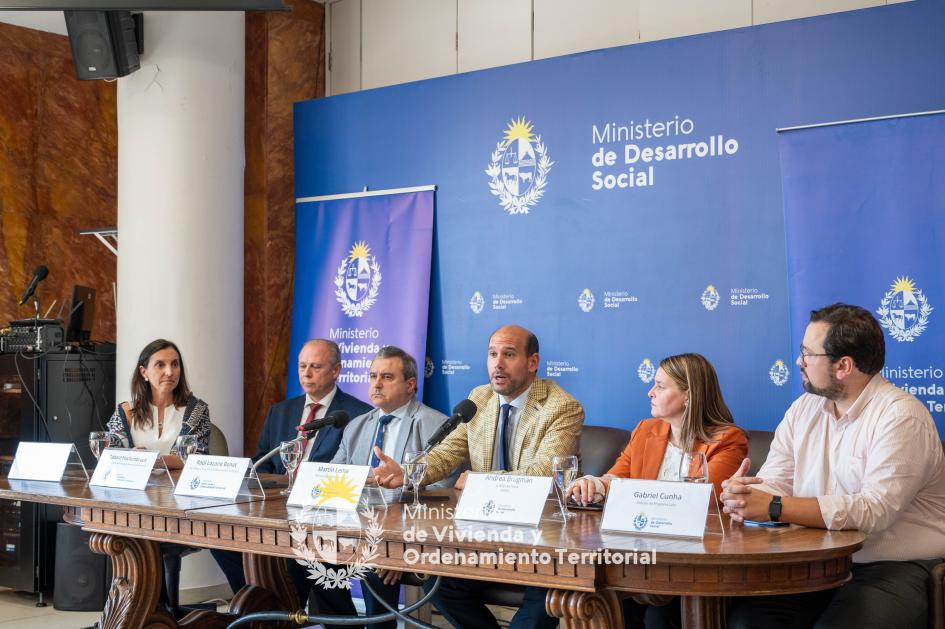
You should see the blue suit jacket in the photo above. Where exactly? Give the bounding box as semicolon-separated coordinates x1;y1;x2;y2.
253;387;372;474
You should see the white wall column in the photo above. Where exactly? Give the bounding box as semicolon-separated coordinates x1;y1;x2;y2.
116;11;244;596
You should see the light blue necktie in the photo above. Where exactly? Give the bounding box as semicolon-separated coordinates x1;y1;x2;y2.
369;414;396;467
496;403;512;471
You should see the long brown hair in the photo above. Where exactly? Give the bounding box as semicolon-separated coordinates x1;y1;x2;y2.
130;339;192;429
659;353;737;453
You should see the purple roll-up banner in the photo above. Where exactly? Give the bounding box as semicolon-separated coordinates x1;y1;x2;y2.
289;186;435;402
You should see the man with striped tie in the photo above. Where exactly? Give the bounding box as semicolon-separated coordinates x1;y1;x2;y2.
317;345;447;629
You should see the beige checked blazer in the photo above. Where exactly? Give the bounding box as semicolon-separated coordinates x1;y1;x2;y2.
423;377;584;484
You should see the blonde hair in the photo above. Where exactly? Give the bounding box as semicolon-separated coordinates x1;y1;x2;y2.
659;353;738;453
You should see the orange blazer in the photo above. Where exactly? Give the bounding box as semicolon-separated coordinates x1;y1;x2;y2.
605;418;748;496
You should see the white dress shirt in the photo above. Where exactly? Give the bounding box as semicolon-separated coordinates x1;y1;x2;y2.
130;404;184;455
299;387;337;461
756;373;945;562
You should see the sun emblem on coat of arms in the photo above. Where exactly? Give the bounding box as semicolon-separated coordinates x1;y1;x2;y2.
485;117;553;215
334;241;381;318
701;285;720;311
769;360;789;386
876;276;933;342
637;359;656;384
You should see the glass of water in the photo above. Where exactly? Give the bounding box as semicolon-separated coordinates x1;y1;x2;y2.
173;434;199;463
89;431;118;460
551;455;579;519
279;439;304;496
402;451;427;507
678;451;709;484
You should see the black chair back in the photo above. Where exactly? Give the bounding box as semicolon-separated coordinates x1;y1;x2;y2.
579;425;632;477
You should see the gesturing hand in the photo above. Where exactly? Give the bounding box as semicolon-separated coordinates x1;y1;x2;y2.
372;447;405;489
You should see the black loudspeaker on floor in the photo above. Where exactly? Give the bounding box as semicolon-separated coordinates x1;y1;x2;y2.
52;523;111;611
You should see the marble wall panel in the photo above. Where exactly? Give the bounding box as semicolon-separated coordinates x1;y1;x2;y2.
0;22;117;341
244;0;326;454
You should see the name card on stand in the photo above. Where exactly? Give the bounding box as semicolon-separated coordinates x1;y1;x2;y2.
288;462;370;510
9;442;87;482
90;448;160;490
175;455;251;500
601;479;712;539
454;473;552;526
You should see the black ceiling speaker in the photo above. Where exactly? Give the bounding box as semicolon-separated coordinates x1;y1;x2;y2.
64;10;141;80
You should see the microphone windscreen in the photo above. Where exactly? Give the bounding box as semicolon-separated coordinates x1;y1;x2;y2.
35;265;48;280
330;410;350;427
452;399;477;422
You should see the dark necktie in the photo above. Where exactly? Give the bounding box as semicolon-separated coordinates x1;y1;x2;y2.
496;403;513;471
369;414;396;467
296;402;321;477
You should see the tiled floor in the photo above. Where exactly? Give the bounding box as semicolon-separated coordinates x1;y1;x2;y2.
0;589;99;628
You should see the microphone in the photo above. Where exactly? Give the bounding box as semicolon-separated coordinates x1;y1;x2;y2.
422;399;477;454
297;409;350;435
18;265;48;306
253;410;351;471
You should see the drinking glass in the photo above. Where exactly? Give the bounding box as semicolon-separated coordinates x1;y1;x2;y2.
89;431;118;460
551;455;579;519
173;434;199;463
678;451;709;484
402;451;427;507
279;440;304;496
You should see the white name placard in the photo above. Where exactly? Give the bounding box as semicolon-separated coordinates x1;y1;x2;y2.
175;455;251;500
90;448;159;490
288;462;371;510
454;473;553;526
9;442;73;481
600;479;712;538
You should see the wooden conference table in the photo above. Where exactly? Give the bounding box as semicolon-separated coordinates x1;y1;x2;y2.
0;477;864;629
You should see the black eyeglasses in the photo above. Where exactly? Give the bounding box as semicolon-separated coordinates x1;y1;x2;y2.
798;346;831;364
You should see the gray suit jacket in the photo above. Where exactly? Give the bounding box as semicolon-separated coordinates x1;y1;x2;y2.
331;398;456;487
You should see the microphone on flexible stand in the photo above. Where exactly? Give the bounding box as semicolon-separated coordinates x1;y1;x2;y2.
19;265;49;312
421;399;477;455
253;410;351;471
401;399;477;504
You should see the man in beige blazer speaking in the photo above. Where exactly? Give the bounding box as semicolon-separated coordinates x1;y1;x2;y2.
374;324;585;629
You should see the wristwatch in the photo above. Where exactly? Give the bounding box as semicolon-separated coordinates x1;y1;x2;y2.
769;495;782;522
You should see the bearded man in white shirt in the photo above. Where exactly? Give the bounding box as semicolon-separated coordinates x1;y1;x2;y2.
722;303;945;629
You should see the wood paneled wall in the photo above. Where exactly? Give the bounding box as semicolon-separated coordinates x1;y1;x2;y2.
0;22;117;340
243;0;326;455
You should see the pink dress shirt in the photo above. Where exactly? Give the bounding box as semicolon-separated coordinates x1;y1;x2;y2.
756;373;945;562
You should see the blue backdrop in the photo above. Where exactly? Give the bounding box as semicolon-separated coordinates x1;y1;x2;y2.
294;0;945;431
780;112;945;434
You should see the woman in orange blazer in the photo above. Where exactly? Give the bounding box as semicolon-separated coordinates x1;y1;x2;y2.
568;352;747;503
566;352;747;629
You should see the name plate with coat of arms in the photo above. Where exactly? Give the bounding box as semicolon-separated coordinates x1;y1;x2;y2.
454;473;552;526
601;478;712;539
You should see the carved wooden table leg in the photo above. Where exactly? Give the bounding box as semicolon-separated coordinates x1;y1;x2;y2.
546;588;623;629
680;595;725;629
243;552;300;611
88;533;176;629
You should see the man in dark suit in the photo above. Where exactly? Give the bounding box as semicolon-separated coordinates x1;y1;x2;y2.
211;339;371;619
253;339;372;473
